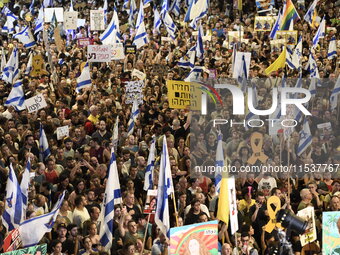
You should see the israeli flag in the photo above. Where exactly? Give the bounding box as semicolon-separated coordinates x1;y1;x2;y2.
70;0;74;11
123;0;129;10
2;7;18;34
184;0;208;27
34;6;44;35
327;36;337;60
297;118;312;156
144;138;156;191
112;116;119;150
135;0;145;29
100;8;121;44
162;12;177;39
133;2;149;49
129;0;138;27
99;150;122;250
269;8;282;39
144;0;153;5
25;53;33;75
127;99;140;135
2;47;19;84
20;158;31;213
76;62;92;93
19;192;65;247
178;46;195;69
309;78;317;97
330;76;340;111
238;55;248;92
215;132;224;194
304;0;318;25
1;164;24;231
154;6;162;33
155;136;174;237
29;0;35;14
312;16;325;48
4;80;25;109
42;0;53;8
161;0;169;18
39;123;51;162
1;48;6;74
196;24;204;59
286;36;302;70
103;0;108;25
307;54;319;78
184;66;203;81
13;26;36;49
170;0;180;16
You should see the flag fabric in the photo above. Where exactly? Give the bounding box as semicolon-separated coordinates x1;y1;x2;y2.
34;6;44;35
127;99;140;135
76;62;92;93
39;123;51;162
155;136;175;237
265;46;287;75
144;138;156;191
0;48;6;75
304;0;318;24
103;0;108;24
184;0;208;28
2;7;18;34
184;66;203;81
112;116;119;151
162;12;177;39
99;150;122;250
100;8;121;45
25;53;33;75
161;0;169;18
312;16;325;48
154;6;162;33
228;176;238;234
123;0;129;9
307;53;319;78
135;0;145;29
238;54;248;92
42;0;53;8
280;0;300;30
70;0;74;11
1;164;24;231
178;46;195;69
48;11;58;42
217;173;229;225
215;132;224;194
20;158;31;213
196;24;204;59
327;36;337;60
231;44;237;73
2;47;19;84
19;192;65;247
29;0;35;14
330;76;340;111
4;80;25;109
133;2;149;49
269;8;282;39
144;0;153;5
129;0;138;26
13;26;36;49
297;118;312;156
309;78;317;97
286;36;302;70
170;0;180;16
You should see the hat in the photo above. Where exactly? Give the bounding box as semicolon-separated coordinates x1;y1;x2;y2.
57;223;67;230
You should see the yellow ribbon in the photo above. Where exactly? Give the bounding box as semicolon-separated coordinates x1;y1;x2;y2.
264;196;282;233
247;132;268;165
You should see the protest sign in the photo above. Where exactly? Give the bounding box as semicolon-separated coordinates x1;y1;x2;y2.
297;207;317;246
167;81;201;110
90;10;105;31
77;38;90;48
44;8;64;22
270;39;286;53
232;52;251;79
317;122;332;140
54;27;64;52
228;176;238;234
57;125;70;140
2;243;47;255
31;54;48;77
131;69;146;80
125;45;137;54
254;16;276;31
25;94;47;113
64;11;78;30
161;37;172;42
277;31;298;45
125;80;144;104
169;220;218;255
2;228;22;252
87;45;112;62
322;211;340;255
143;189;157;214
112;43;125;60
255;0;275;12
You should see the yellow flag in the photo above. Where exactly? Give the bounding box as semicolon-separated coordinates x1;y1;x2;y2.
217;173;229;225
265;46;287;75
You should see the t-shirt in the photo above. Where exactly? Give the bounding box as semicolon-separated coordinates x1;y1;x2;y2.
258;177;277;197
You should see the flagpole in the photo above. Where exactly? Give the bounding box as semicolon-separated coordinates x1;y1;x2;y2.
141;213;151;255
287;137;291;199
171;193;179;227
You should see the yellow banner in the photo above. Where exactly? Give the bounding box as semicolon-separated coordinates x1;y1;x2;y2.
167;80;201;110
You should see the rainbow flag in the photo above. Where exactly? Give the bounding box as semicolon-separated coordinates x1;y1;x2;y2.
280;0;300;30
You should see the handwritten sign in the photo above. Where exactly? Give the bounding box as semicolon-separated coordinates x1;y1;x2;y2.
297;207;317;246
87;45;112;62
112;43;125;60
54;27;64;52
77;38;90;48
125;45;136;54
57;125;69;140
64;11;78;30
125;80;144;104
167;80;201;110
90;10;105;31
31;54;48;77
131;69;146;80
25;94;47;113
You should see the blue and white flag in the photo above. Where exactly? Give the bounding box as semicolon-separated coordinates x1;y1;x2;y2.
127;99;140;135
309;78;317;97
196;24;204;59
13;26;36;49
112;116;119;151
4;80;25;109
99;150;122;250
161;0;169;18
20;158;31;213
144;138;156;191
312;16;325;48
184;0;208;28
304;0;318;25
170;0;180;16
330;76;340;111
238;54;248;92
100;8;121;44
42;0;53;8
2;7;18;34
103;0;108;25
144;0;153;5
162;12;177;39
178;46;195;69
135;0;145;29
2;164;24;231
215;132;224;194
184;66;203;81
129;0;138;27
39;123;51;162
25;53;33;75
34;6;44;35
153;6;162;33
2;48;19;84
70;0;74;11
76;62;92;93
123;0;129;9
133;2;149;49
286;36;302;70
29;0;35;14
269;8;282;39
327;36;337;60
297;118;312;156
1;48;6;74
19;192;65;247
307;53;319;78
155;136;174;237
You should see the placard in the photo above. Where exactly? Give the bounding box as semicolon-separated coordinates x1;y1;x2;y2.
112;43;125;60
25;94;48;113
131;69;146;80
255;0;275;12
270;39;286;53
2;228;22;252
2;244;47;255
167;80;201;110
322;211;340;254
317;122;333;140
87;45;112;62
276;31;298;45
77;38;90;48
169;221;218;255
125;45;137;54
161;37;172;42
297;207;317;246
31;54;48;77
64;11;78;30
125;80;145;104
254;16;276;31
54;27;64;52
57;125;70;140
90;10;105;31
44;8;64;22
232;52;251;79
143;189;157;214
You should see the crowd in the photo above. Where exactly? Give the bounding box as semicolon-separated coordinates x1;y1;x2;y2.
0;0;339;254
